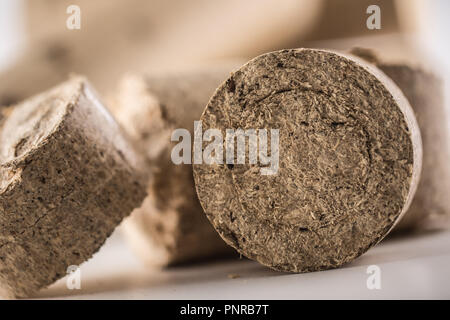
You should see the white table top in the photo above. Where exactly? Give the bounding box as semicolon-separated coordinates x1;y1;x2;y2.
34;225;450;300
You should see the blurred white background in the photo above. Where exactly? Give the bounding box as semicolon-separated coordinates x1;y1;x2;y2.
1;0;449;92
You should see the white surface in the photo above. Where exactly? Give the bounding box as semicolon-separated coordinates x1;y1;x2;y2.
34;228;450;299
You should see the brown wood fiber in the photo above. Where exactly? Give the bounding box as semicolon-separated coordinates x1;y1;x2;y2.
0;77;147;298
351;47;450;230
111;69;238;266
193;49;422;272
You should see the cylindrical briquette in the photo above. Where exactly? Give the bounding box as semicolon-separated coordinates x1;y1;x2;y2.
0;77;147;298
193;49;422;272
111;69;237;266
350;47;450;230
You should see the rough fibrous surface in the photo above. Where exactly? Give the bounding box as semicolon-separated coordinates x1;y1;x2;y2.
351;48;450;230
0;77;147;298
112;69;237;266
193;49;422;272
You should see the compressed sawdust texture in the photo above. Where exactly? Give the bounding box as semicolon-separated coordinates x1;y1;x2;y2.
112;69;237;266
193;48;422;272
351;47;450;230
0;77;147;298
